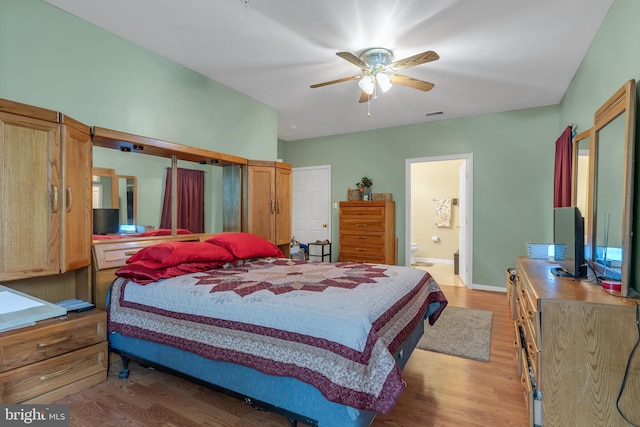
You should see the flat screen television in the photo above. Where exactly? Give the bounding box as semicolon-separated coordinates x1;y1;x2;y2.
93;208;120;235
553;206;587;278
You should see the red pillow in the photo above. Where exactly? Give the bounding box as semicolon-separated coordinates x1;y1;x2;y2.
126;241;235;269
205;232;284;259
116;261;225;284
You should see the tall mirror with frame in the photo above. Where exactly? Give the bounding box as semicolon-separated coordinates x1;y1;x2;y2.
588;79;636;297
571;128;593;243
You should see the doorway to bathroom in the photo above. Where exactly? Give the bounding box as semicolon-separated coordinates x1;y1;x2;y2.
405;154;473;288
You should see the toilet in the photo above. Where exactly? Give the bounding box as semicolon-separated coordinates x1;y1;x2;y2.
410;242;419;265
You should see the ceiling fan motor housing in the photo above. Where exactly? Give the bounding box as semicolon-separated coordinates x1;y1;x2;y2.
359;48;393;70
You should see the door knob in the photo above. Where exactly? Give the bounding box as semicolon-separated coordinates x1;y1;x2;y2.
323;224;327;227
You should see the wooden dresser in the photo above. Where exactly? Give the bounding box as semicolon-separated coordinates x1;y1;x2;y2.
0;310;107;403
338;201;396;265
92;234;207;309
509;257;640;426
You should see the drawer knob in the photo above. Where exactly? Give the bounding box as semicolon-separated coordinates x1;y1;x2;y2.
356;223;367;227
356;248;366;252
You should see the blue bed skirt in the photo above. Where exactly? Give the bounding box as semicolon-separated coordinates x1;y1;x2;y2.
109;302;436;427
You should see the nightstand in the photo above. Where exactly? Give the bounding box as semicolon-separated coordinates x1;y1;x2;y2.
0;310;108;403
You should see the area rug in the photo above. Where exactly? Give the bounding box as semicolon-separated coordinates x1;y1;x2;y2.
417;306;493;362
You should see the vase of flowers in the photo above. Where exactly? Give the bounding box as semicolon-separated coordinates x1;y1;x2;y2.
357;176;373;200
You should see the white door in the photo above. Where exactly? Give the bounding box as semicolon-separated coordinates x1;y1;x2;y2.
292;165;331;246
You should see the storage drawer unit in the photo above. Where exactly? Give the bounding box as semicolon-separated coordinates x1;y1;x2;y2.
510;257;640;426
338;201;396;265
0;310;107;403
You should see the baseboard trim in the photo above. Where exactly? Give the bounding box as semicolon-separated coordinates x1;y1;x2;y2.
470;284;507;292
416;257;454;265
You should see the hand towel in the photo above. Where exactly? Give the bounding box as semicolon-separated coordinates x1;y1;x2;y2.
435;198;452;227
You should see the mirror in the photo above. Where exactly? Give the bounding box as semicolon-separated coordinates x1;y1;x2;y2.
94;146;170;232
92;167;117;209
91;126;245;238
572;129;593;239
117;175;137;225
588;79;636;297
92;167;138;229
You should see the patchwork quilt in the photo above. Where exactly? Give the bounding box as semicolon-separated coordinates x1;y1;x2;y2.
108;258;447;413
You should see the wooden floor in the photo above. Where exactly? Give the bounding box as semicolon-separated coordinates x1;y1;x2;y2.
56;284;527;426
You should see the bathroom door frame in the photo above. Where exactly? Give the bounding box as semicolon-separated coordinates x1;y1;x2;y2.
405;153;473;288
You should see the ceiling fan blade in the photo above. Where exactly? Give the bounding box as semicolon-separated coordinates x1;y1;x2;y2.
336;52;367;69
390;75;435;91
359;91;371;103
390;50;439;70
310;75;360;88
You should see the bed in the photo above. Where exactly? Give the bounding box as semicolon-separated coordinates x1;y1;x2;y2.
106;232;448;426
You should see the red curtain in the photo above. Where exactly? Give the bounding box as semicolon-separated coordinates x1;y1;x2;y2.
160;168;205;232
553;126;573;208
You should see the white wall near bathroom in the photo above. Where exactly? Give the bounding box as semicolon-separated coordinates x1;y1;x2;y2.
411;160;463;262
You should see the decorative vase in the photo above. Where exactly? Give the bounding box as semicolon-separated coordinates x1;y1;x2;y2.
363;186;372;200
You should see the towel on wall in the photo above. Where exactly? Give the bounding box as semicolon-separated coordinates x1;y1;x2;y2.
435;198;452;227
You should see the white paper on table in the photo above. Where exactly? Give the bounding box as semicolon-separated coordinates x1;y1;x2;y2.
0;291;45;314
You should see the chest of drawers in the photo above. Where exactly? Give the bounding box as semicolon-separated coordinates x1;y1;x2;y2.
338;201;396;264
511;257;640;426
0;310;107;403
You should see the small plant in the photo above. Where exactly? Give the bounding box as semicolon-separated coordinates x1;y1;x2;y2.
356;176;373;191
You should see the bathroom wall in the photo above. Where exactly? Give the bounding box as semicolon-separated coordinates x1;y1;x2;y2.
411;159;463;263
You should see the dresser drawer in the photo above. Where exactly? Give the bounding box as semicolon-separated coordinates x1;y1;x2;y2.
340;217;386;232
340;243;386;258
340;231;385;245
339;206;385;219
338;254;386;264
0;311;107;372
0;342;107;404
514;322;523;377
520;347;535;427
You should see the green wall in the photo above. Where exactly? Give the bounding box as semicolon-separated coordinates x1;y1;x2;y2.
0;0;277;160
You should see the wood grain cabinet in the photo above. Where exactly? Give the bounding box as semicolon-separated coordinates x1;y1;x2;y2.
512;257;640;426
0;99;91;281
338;201;396;264
0;310;108;403
245;161;292;247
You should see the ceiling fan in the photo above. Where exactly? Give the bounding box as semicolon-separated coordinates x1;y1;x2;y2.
310;48;439;103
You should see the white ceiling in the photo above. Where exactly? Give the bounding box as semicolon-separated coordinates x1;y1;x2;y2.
43;0;614;141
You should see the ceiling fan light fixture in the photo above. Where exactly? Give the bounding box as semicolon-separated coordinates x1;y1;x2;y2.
377;72;392;92
358;75;375;95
